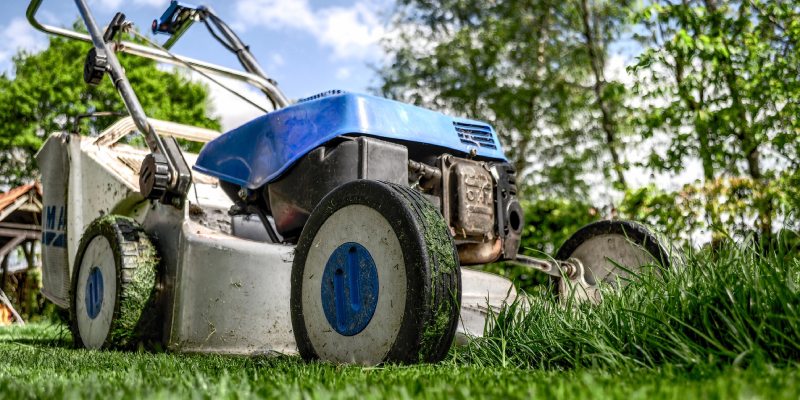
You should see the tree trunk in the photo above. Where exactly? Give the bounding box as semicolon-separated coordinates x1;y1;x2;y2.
675;6;723;245
18;241;34;316
578;0;627;191
516;5;553;178
0;255;8;295
708;0;772;240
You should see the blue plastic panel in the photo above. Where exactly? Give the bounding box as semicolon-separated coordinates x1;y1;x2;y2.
194;91;507;189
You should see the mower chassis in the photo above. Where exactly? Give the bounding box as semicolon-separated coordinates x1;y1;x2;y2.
143;203;297;354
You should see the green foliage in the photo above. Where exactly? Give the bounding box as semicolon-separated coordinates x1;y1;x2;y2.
0;24;220;185
0;268;58;323
780;169;800;222
379;0;636;198
630;0;800;237
619;185;704;241
620;176;798;243
519;198;601;256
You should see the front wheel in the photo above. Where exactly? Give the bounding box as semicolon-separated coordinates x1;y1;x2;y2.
290;180;461;365
70;216;160;349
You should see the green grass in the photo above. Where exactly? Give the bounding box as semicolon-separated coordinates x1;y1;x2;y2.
1;238;799;399
461;238;800;370
1;324;798;399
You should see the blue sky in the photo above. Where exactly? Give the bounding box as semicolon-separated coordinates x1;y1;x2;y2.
1;0;393;129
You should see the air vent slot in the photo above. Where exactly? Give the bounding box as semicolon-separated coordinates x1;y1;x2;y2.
298;89;344;103
453;121;497;149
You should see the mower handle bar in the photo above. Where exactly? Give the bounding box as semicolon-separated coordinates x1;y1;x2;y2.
27;0;198;205
25;0;290;109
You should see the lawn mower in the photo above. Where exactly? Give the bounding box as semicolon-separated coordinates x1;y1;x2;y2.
27;0;669;365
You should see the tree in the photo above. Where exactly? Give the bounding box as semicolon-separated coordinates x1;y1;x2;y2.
379;0;636;199
0;23;220;186
631;0;800;239
574;0;633;191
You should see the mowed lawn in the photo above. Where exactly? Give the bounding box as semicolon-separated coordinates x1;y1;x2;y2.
1;240;799;399
0;324;798;400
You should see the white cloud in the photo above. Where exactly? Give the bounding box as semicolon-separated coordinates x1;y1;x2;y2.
0;18;47;69
335;67;351;80
90;0;122;9
269;53;285;68
201;74;270;131
236;0;317;30
91;0;168;10
234;0;387;61
133;0;171;7
151;65;267;131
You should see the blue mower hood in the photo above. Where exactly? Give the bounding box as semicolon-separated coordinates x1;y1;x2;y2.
194;91;507;189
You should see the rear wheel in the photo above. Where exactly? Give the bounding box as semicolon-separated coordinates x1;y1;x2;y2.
291;180;461;365
70;216;160;349
555;220;669;291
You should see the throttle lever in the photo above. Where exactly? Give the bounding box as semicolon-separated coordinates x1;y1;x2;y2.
103;12;127;43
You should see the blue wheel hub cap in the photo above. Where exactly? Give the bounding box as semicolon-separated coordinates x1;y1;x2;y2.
85;266;104;320
321;242;379;336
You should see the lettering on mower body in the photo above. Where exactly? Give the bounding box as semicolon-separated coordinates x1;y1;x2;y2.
43;205;67;248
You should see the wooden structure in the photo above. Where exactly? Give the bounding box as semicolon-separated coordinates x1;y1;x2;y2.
0;183;42;325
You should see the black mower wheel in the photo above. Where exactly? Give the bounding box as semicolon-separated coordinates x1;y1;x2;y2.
70;215;160;349
556;220;669;288
291;180;461;365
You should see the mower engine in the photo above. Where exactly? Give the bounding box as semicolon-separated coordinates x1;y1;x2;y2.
262;139;522;265
195;91;524;265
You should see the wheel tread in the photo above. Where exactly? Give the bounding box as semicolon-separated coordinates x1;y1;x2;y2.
70;215;160;349
381;182;461;363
